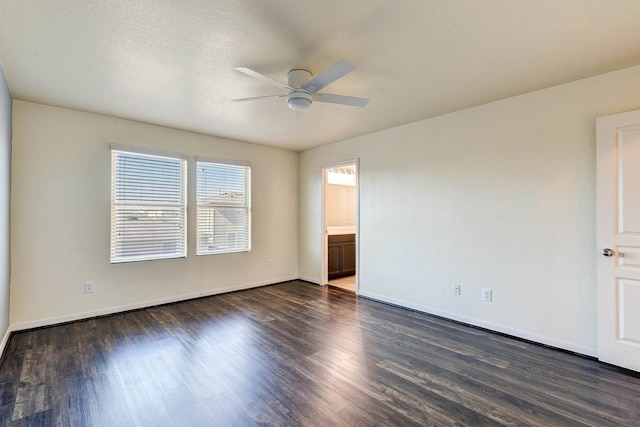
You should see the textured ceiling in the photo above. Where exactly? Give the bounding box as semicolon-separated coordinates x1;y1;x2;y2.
2;1;640;151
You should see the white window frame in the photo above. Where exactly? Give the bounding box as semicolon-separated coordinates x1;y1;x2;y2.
196;158;251;256
110;145;187;263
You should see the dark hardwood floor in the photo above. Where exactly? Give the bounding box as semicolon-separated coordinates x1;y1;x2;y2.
1;280;639;426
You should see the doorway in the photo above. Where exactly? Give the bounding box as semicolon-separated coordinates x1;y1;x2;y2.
322;161;358;293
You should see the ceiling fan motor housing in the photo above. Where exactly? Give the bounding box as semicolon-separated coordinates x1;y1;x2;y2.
288;69;312;87
287;69;313;111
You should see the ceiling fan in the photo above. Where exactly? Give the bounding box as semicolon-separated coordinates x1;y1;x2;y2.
232;59;369;111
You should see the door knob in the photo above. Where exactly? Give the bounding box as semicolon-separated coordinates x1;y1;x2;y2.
601;248;615;257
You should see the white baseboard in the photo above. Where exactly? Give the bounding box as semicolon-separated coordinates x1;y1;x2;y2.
199;276;298;297
359;290;597;358
297;275;321;285
11;275;298;332
0;325;11;358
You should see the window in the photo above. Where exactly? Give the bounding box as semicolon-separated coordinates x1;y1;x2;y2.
196;159;251;255
326;165;356;186
111;146;187;263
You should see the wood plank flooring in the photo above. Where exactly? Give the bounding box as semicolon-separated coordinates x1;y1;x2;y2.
1;280;639;426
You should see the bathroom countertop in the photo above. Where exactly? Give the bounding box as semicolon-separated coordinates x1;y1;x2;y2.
326;225;356;235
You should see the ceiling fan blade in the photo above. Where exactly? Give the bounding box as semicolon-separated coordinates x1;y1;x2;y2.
231;94;287;102
302;59;357;93
312;93;369;107
234;67;293;92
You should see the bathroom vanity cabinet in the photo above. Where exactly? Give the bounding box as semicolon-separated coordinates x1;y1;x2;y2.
328;234;356;279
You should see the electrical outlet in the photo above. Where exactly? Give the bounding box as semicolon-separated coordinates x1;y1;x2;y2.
481;288;492;302
84;281;94;294
452;284;461;295
268;259;274;268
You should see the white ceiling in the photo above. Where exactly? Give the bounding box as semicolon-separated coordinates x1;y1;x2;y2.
2;1;640;152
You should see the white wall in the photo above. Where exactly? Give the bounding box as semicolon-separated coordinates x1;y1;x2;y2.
300;64;640;356
0;65;11;351
11;101;298;328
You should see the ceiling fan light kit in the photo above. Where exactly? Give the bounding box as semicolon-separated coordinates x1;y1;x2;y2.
233;59;369;112
287;91;312;111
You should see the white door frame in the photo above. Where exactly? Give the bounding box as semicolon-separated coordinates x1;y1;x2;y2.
321;159;359;293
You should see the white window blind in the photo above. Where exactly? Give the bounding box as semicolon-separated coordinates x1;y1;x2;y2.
196;160;251;255
111;148;187;263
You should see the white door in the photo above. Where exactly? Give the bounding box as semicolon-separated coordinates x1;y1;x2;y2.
597;109;640;372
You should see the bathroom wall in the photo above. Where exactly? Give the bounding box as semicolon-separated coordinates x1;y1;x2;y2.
325;183;356;226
